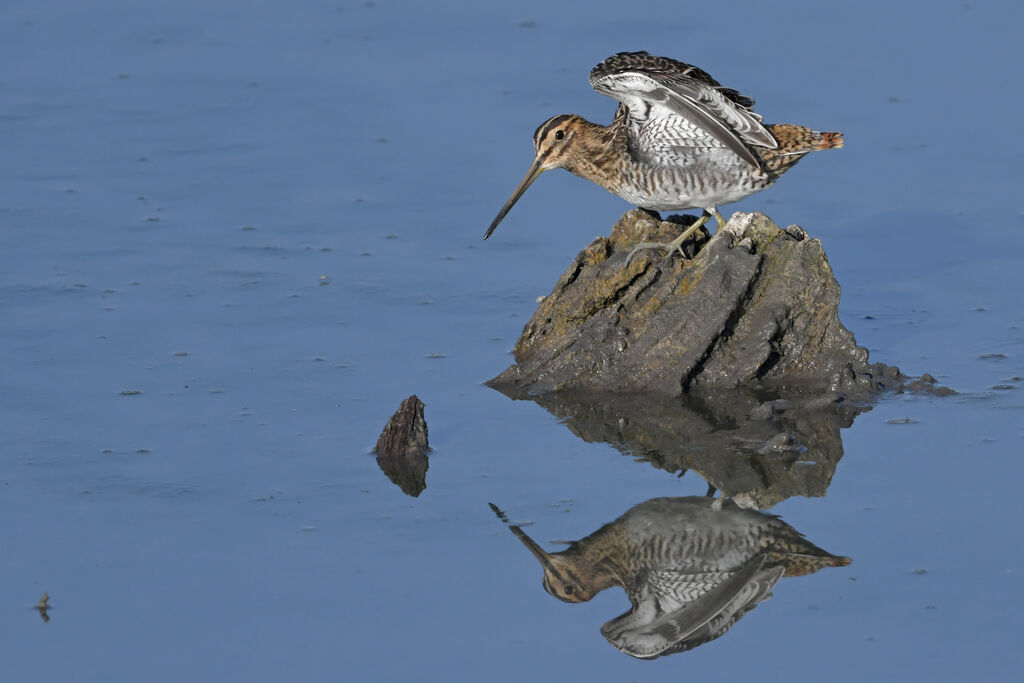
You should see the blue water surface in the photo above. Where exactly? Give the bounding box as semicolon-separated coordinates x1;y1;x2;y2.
3;1;1023;681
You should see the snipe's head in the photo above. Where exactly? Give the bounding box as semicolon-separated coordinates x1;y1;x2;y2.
483;114;587;240
507;522;597;603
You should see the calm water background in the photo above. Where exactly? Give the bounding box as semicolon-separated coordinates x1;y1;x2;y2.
3;1;1023;680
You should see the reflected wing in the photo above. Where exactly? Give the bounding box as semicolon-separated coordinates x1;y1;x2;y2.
600;554;783;659
589;52;776;169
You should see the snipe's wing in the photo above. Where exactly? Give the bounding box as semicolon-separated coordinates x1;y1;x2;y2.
590;52;776;170
600;553;783;659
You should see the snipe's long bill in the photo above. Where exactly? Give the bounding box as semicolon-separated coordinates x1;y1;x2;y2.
483;51;843;257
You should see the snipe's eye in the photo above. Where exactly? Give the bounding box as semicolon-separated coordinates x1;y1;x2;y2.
554;129;565;140
563;585;574;596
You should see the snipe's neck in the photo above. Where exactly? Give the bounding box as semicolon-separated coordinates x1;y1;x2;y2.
559;117;629;191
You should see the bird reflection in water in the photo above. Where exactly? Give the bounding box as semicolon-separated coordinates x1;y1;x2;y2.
492;497;849;659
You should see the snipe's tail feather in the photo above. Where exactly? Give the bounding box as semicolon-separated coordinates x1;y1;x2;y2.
778;552;852;577
766;124;844;154
832;554;852;567
815;131;844;150
757;124;843;177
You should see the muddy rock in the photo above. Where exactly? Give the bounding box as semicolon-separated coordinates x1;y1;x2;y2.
489;210;911;400
374;395;430;497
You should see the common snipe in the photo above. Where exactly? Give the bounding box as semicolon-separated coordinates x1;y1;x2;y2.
484;52;843;260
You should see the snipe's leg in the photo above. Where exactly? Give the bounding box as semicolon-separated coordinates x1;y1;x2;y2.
625;209;726;265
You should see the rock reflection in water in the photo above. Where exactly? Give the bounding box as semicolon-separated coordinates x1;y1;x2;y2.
493;388;871;509
494;497;849;659
375;450;429;497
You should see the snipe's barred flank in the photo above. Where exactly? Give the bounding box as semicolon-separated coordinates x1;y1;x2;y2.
484;51;843;260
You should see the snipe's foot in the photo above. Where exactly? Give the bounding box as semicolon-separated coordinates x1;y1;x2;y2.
624;209;725;266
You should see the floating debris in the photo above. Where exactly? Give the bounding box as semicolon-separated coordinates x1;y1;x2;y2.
901;373;955;395
34;593;50;623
